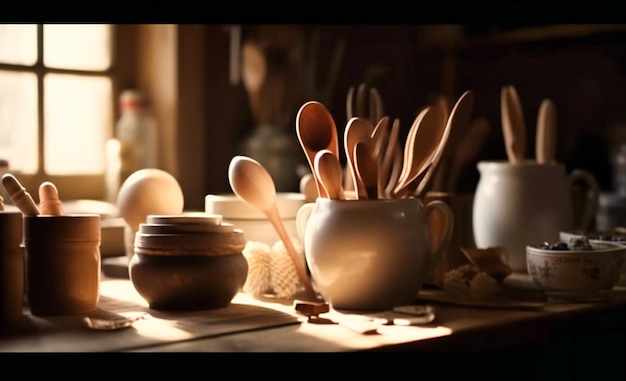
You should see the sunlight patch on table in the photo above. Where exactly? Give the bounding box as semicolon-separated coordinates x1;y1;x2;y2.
296;323;452;349
100;279;149;306
132;318;194;341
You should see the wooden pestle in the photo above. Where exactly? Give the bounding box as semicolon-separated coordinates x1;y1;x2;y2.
1;174;40;216
38;181;64;216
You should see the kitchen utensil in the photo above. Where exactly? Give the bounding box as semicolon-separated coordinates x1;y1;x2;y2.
228;155;317;299
314;149;345;200
430;91;478;193
371;116;390;158
394;162;432;199
354;141;379;200
501;85;527;164
394;108;429;194
296;101;340;199
38;181;64;216
444;117;490;192
344;117;374;198
1;174;40;216
346;83;385;127
394;104;447;198
383;142;404;198
416;91;474;199
536;98;557;164
378;118;400;198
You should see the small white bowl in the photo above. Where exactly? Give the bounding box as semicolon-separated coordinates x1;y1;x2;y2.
526;241;626;302
204;193;306;245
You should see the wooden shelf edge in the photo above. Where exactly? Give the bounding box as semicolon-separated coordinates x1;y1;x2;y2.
461;24;626;49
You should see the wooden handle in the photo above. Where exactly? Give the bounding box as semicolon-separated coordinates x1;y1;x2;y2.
536;98;557;164
501;85;527;164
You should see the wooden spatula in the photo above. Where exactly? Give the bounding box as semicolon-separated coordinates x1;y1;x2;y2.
536;98;557;164
501;85;527;164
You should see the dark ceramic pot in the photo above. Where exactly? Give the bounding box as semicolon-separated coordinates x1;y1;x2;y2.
129;251;248;311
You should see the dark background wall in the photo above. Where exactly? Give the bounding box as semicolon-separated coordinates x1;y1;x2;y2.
201;25;626;197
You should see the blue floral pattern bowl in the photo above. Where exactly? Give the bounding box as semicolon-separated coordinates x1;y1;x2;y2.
526;241;626;302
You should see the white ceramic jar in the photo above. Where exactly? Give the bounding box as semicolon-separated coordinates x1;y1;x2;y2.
472;160;599;273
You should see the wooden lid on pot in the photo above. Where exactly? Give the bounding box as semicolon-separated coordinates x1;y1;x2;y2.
134;214;246;256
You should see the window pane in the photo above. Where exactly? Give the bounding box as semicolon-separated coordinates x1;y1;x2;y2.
0;71;38;173
43;24;111;70
0;24;37;65
44;74;112;174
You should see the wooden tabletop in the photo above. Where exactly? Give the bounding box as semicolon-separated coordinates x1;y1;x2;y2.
1;277;626;353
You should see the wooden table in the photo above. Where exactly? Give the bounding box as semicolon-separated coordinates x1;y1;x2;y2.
1;277;625;358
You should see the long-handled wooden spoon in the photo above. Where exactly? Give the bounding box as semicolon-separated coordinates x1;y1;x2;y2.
228;155;318;300
501;85;527;164
353;141;379;200
393;105;446;197
296;101;340;199
383;142;404;198
371;116;390;158
344;117;374;198
394;107;429;193
416;90;474;198
536;98;557;164
314;149;345;200
445;117;490;192
378;118;400;198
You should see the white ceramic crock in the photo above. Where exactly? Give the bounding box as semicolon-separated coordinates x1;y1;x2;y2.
296;197;453;311
473;160;599;273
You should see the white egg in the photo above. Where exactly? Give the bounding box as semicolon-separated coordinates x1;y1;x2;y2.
116;169;184;231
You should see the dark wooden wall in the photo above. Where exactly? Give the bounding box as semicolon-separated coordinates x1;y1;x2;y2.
201;25;626;197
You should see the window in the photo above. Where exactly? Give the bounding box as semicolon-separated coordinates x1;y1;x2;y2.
0;24;115;200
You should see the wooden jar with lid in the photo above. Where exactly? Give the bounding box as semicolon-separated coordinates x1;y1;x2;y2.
129;213;249;311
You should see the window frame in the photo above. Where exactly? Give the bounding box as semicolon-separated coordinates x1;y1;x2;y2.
0;24;133;201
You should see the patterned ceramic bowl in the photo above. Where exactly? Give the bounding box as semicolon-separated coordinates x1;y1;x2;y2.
559;230;626;287
526;241;626;302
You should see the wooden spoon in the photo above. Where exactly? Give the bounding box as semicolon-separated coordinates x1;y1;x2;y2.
445;117;490;192
416;90;474;198
536;98;557;164
430;93;468;192
371;116;390;158
394;162;432;199
344;117;374;199
394;105;446;197
378;118;400;198
369;87;385;126
296;101;340;199
314;149;345;200
395;107;429;192
353;141;379;200
501;85;527;164
383;141;403;197
228;155;317;300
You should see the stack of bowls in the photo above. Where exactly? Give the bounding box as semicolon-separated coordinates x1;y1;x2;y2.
205;192;305;245
128;213;249;311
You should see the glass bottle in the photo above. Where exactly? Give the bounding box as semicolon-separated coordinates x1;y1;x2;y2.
107;90;159;202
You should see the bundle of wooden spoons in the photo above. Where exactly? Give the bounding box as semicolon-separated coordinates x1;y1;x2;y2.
295;89;475;201
501;84;558;165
